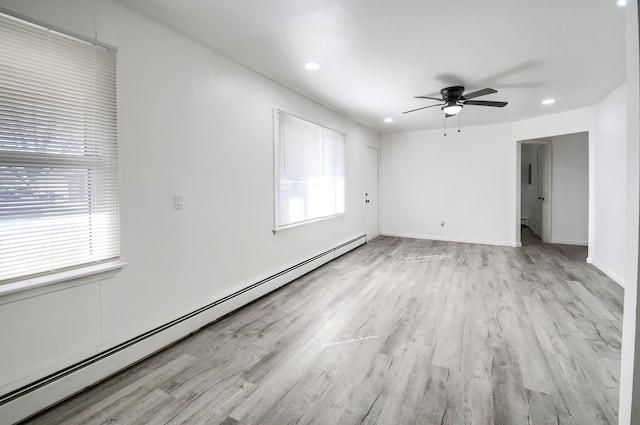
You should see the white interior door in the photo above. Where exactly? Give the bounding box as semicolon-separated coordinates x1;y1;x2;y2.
365;146;379;241
534;146;545;239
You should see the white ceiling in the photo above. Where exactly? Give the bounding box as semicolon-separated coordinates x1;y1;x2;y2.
113;0;627;134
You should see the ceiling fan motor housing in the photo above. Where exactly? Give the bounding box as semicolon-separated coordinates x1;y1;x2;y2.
441;86;465;101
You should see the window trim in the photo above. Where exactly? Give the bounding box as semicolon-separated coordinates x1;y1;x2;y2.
273;108;347;232
272;212;347;233
0;9;121;288
0;260;126;302
0;6;117;52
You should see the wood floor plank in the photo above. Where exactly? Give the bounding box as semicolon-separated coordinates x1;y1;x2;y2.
432;271;468;371
63;354;196;425
523;293;617;425
413;365;455;425
163;378;256;425
114;388;174;425
375;341;435;424
22;229;622;425
491;345;531;425
526;388;578;425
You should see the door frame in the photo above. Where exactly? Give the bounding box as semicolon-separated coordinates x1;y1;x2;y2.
517;139;553;245
365;145;379;241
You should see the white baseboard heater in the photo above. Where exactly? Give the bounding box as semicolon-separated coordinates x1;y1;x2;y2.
0;235;367;425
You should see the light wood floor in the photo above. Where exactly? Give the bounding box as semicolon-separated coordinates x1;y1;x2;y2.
23;230;623;424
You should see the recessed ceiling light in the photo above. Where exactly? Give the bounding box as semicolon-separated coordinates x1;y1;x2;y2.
384;117;393;123
304;62;320;70
616;0;626;6
542;99;555;105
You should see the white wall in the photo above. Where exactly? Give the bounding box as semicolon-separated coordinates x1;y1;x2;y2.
381;96;626;283
551;132;589;246
511;107;595;246
620;1;640;423
0;0;636;423
0;0;377;404
510;101;629;287
510;88;629;282
512;107;596;142
380;123;514;246
591;85;628;285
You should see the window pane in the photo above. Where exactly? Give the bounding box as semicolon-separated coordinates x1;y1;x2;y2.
276;111;345;228
0;12;119;283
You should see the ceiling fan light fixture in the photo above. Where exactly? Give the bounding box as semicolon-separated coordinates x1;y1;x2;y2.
442;102;463;116
403;86;506;116
304;62;320;70
616;0;626;6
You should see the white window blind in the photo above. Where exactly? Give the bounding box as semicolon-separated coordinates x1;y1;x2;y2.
0;12;119;283
275;110;345;229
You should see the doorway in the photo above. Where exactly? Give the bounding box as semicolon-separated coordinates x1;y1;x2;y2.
365;146;379;241
521;142;549;241
517;132;589;247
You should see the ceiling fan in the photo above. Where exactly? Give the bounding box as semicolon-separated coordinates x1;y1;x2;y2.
402;86;508;117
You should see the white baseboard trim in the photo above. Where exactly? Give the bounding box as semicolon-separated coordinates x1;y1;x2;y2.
550;239;588;246
380;232;516;247
586;257;625;288
0;235;367;425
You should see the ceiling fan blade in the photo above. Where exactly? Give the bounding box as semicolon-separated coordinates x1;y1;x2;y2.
402;103;444;114
414;95;444;102
463;100;508;107
460;88;497;100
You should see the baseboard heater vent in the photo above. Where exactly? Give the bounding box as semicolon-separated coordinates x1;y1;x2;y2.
0;234;367;424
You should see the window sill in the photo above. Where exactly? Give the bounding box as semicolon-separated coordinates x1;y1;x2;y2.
273;213;346;233
0;260;126;303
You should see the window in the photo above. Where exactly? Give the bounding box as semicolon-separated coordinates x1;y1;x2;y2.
275;110;345;229
0;12;119;283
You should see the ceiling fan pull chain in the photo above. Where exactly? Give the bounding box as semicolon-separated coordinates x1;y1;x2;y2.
444;115;447;136
458;112;461;133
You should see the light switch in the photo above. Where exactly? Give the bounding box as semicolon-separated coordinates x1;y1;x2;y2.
174;193;183;209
